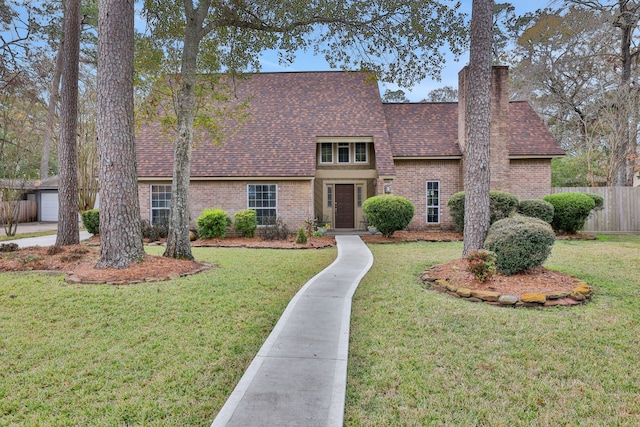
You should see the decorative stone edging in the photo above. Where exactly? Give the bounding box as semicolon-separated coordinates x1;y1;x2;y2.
65;263;212;285
420;274;593;308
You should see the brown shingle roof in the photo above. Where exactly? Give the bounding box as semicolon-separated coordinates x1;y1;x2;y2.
136;72;563;179
384;103;461;157
384;101;563;158
508;101;564;157
136;71;396;178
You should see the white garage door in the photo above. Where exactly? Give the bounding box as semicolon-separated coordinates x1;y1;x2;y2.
40;192;59;222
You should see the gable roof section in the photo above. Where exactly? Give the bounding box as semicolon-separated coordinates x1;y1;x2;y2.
136;71;396;178
508;101;564;157
385;101;562;158
384;103;461;157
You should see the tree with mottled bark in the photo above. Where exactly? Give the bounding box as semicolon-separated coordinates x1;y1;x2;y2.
55;0;80;246
96;0;145;268
462;0;494;256
140;0;467;260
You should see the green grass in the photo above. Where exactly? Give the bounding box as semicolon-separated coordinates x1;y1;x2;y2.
0;246;336;426
345;236;640;426
2;236;639;426
0;230;58;242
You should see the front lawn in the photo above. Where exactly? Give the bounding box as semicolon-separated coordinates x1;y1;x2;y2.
2;235;638;426
0;246;336;426
345;235;640;426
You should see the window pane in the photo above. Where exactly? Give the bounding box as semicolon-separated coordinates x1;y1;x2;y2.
321;143;333;163
355;143;367;162
338;143;349;163
327;186;333;208
248;184;277;225
426;181;440;224
151;185;171;225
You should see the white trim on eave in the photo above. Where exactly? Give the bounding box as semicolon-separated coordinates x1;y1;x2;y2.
509;155;564;159
393;156;462;160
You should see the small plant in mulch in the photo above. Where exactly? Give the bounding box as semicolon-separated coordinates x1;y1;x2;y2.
466;250;497;282
295;227;308;244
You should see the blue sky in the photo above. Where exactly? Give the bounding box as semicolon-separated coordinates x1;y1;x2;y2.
258;1;552;101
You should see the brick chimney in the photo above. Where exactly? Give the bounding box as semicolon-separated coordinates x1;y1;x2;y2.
458;65;510;191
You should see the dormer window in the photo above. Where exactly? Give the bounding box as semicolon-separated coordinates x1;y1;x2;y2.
320;143;333;163
338;143;350;163
317;140;371;165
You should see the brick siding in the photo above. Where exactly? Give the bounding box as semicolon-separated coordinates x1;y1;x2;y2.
139;180;313;230
393;159;462;231
508;159;553;200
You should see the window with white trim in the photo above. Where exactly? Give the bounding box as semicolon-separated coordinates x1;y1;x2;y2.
320;143;333;163
248;184;277;225
337;143;350;163
355;142;368;163
151;184;171;225
426;181;440;224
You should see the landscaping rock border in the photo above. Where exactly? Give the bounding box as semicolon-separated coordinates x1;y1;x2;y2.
420;273;592;308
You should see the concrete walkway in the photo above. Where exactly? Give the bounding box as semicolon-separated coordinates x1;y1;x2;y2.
212;235;374;427
0;222;91;247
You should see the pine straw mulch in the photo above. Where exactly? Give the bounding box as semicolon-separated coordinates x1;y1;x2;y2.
0;231;593;289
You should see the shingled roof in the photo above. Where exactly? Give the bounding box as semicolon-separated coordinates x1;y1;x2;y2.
136;71;396;178
384;101;564;158
136;71;562;178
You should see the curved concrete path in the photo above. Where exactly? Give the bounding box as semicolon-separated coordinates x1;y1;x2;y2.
212;235;373;427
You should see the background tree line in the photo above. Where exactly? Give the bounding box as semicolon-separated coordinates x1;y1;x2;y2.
0;0;638;264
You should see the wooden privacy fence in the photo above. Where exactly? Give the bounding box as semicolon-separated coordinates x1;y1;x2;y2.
0;200;38;225
551;187;640;233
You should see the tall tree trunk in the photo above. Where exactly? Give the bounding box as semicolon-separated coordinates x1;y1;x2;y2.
96;0;145;268
55;0;80;246
462;0;493;256
615;0;638;185
40;46;63;180
163;5;209;261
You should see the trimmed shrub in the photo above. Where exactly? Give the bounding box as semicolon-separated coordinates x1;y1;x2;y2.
197;208;232;239
141;220;168;242
517;199;554;223
466;250;497;282
447;192;466;232
362;195;415;237
81;209;100;235
484;214;556;275
259;217;289;241
584;192;604;210
448;190;519;232
295;227;308;244
234;209;258;237
543;192;596;234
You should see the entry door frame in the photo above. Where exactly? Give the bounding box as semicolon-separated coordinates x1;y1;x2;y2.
334;184;355;228
322;180;367;230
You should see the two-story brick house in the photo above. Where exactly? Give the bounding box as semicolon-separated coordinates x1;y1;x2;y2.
135;66;563;231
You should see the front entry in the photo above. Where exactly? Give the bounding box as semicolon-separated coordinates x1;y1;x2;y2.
335;184;355;228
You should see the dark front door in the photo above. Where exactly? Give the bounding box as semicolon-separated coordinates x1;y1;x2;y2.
335;184;355;228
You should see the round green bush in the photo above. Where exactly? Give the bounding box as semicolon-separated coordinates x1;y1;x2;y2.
362;195;415;237
584;192;604;210
543;193;596;234
234;209;258;237
196;208;232;239
516;199;554;223
80;209;100;235
447;190;519;232
484;214;556;275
